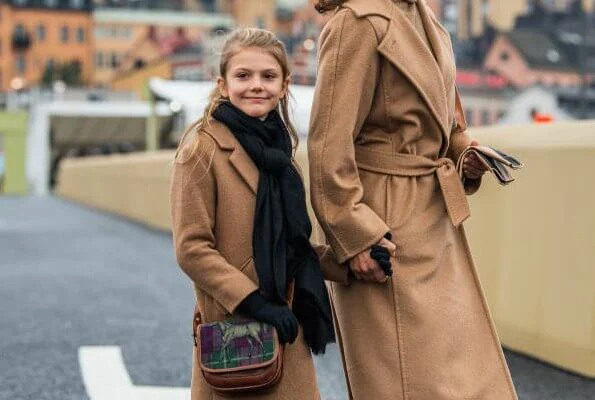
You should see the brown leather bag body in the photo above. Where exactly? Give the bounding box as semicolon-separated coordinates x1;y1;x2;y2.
192;308;284;393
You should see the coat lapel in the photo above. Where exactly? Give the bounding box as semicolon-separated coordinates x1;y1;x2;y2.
345;0;452;137
204;121;259;195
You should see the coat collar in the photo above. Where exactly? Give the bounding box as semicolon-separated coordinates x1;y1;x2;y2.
343;0;454;138
203;119;259;195
343;0;392;17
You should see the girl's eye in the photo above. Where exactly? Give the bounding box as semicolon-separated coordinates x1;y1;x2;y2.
264;74;277;80
236;73;249;79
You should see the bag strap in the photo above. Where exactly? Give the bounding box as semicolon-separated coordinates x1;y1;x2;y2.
192;304;202;347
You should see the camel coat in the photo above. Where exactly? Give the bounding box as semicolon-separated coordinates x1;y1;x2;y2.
170;120;347;400
308;0;518;399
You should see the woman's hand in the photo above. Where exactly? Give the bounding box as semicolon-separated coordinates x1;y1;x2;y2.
463;140;489;180
349;236;396;283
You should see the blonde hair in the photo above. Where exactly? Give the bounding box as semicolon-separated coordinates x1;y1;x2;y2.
314;0;347;13
175;28;298;159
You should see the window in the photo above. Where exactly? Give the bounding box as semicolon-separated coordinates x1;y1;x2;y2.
256;16;265;29
16;55;26;74
481;109;491;126
61;26;69;43
77;27;85;43
95;51;104;68
70;0;85;8
37;24;46;42
15;23;26;35
465;110;474;127
110;53;120;69
45;0;58;7
120;27;132;39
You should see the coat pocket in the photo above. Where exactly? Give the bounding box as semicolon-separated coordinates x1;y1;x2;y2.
238;256;259;285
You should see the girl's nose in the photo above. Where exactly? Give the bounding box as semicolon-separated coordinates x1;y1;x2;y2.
250;78;263;91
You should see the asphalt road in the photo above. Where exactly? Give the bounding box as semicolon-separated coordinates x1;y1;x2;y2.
0;196;593;400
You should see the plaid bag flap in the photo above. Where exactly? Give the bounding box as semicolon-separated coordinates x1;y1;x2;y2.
198;318;278;372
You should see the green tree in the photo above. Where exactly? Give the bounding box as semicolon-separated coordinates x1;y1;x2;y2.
41;63;58;86
60;61;81;86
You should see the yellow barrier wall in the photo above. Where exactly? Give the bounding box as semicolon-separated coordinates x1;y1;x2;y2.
0;111;28;195
56;151;174;231
468;121;595;378
55;121;595;377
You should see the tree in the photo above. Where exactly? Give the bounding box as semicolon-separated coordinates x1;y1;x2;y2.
41;63;58;86
60;61;82;86
41;60;82;86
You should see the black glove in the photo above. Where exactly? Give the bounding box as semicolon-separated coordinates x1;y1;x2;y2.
236;291;299;344
370;232;393;277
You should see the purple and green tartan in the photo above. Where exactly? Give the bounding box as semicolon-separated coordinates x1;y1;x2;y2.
200;319;276;370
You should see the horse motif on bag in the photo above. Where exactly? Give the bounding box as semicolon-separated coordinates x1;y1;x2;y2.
218;321;263;366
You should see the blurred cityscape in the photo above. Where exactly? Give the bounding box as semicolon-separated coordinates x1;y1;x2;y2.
0;0;594;194
1;0;594;122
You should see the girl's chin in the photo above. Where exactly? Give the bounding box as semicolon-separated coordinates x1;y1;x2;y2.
239;106;272;119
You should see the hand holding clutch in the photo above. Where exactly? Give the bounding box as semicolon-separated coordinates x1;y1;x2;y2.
457;145;523;186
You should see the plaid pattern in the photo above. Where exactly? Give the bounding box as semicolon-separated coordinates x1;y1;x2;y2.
200;319;276;370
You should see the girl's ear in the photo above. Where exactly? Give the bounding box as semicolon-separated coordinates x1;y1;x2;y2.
280;76;290;99
217;77;228;98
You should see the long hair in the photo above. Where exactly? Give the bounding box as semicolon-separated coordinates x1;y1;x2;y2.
175;28;299;159
314;0;347;13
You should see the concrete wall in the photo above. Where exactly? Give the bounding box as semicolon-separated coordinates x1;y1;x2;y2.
55;121;595;377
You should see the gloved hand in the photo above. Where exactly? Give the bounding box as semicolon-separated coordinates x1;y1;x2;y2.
236;291;299;344
370;232;394;277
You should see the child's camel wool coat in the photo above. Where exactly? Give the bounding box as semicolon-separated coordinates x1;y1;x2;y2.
170;121;347;400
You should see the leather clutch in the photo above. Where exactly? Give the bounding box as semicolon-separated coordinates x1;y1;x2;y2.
457;145;523;185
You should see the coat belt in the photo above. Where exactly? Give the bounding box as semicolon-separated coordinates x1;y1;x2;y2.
354;147;470;227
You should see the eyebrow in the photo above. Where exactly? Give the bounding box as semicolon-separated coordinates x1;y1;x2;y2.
231;67;280;73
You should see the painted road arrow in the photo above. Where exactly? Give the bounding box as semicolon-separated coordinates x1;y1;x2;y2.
79;346;190;400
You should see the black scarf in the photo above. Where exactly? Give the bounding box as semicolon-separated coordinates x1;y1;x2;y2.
213;102;334;354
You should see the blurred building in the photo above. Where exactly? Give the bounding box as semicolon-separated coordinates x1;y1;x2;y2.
458;0;594;40
484;30;583;88
92;8;233;86
0;0;94;92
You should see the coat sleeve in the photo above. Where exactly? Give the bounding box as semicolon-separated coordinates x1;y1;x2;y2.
291;158;350;284
169;140;258;314
313;244;350;285
308;9;389;264
448;87;482;195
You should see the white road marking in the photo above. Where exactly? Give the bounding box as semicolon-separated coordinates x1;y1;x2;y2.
78;346;189;400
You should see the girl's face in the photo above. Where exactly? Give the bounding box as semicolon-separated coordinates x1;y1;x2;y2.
218;47;289;119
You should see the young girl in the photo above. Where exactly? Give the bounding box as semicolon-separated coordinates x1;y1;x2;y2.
169;28;349;400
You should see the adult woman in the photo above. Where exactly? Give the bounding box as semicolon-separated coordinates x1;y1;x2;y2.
308;0;518;399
